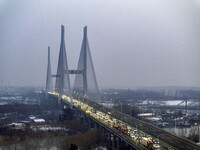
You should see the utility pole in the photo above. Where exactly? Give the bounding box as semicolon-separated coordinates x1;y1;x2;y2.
199;124;200;143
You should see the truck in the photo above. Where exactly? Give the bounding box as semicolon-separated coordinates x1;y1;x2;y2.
113;123;129;135
141;137;153;149
120;124;128;134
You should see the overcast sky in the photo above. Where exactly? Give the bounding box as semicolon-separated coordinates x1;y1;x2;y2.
0;0;200;88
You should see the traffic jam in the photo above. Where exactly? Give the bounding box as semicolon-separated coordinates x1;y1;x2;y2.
57;93;162;150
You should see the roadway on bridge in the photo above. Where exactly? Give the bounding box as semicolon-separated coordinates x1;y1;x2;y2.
50;92;200;150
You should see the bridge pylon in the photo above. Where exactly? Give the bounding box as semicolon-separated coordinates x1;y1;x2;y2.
55;25;71;95
45;46;53;94
46;25;100;102
73;26;100;101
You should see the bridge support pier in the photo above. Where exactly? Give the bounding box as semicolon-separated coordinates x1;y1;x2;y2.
94;122;98;128
87;117;92;128
101;127;105;137
113;135;120;150
116;137;120;150
75;109;80;120
111;133;115;150
57;97;61;110
81;114;85;123
107;131;111;141
101;127;108;142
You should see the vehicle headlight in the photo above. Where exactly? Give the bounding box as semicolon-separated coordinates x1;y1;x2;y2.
156;145;160;148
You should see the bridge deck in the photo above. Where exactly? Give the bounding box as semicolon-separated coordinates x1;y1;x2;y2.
50;92;200;150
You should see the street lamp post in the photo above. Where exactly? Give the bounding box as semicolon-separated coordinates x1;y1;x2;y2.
120;101;123;136
198;124;200;143
136;124;140;133
175;118;177;128
136;125;138;131
120;101;122;113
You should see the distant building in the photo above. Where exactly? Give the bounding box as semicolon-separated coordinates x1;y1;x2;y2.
8;122;26;129
138;113;153;119
32;118;45;123
30;118;45;125
28;115;36;120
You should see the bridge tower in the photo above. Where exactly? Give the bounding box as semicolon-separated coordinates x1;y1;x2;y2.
45;46;53;94
55;25;71;95
46;25;100;101
73;26;100;101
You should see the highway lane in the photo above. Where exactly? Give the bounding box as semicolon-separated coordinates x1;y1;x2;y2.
75;104;144;150
66;94;170;150
50;93;200;150
81;96;200;150
121;112;200;150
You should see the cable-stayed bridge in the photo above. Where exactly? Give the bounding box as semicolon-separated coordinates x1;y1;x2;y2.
45;25;200;150
46;25;99;101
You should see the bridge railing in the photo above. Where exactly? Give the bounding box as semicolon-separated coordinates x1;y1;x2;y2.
72;95;200;150
49;92;200;150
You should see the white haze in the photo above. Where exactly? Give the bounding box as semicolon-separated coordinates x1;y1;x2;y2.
0;0;200;88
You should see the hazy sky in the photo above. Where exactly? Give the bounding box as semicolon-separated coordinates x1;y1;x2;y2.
0;0;200;88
